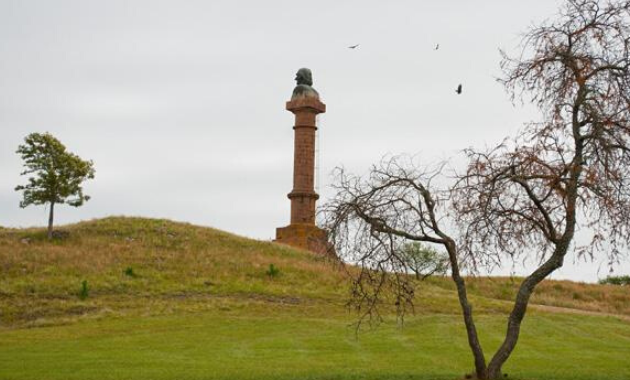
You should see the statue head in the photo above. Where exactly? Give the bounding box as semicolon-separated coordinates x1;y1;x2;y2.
291;67;319;100
295;68;313;86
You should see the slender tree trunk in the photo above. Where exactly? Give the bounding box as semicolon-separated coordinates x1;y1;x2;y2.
487;125;583;379
47;201;55;240
486;248;567;378
486;184;580;378
446;240;488;379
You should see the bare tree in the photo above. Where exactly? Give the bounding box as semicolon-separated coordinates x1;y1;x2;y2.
324;158;489;379
324;1;630;379
458;0;630;377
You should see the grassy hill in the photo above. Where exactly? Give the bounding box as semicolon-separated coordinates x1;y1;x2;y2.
0;217;350;327
1;217;629;380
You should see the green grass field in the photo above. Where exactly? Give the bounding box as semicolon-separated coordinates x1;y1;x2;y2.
1;217;629;380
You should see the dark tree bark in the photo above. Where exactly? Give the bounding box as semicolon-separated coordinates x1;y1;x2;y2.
47;201;55;240
445;239;488;379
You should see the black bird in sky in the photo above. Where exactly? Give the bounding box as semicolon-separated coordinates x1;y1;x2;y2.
456;84;462;94
348;44;360;49
435;43;439;50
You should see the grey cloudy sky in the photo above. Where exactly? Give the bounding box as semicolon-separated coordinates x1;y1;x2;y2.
1;0;627;282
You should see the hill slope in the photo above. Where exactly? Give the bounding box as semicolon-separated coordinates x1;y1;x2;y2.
1;216;629;328
0;217;351;327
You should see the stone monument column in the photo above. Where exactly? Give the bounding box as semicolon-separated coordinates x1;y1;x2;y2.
275;68;331;255
287;97;325;224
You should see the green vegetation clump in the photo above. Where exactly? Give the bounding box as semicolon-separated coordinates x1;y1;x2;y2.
266;263;280;278
78;280;89;300
599;275;630;286
123;267;137;277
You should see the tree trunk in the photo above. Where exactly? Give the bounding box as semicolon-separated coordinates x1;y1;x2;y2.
487;157;582;379
446;240;488;379
487;90;585;378
47;201;55;240
486;248;566;378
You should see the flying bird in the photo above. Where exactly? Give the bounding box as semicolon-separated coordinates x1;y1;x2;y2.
348;44;360;49
435;43;439;50
456;84;462;94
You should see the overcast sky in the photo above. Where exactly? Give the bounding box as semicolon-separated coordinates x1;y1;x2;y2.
1;0;627;282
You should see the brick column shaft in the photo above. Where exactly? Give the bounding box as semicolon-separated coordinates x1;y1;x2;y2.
275;96;331;256
286;98;326;224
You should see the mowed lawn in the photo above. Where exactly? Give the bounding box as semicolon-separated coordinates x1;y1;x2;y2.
1;311;629;380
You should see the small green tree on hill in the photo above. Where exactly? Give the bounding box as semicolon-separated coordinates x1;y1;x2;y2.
15;132;95;239
400;242;448;280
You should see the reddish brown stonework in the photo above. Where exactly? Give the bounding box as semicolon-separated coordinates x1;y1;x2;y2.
275;97;332;255
275;224;329;254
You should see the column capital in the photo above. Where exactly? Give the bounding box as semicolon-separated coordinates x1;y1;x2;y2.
286;97;326;114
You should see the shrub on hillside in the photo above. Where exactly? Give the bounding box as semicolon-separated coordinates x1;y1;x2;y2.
599;275;630;286
123;267;137;277
79;280;89;300
266;264;280;279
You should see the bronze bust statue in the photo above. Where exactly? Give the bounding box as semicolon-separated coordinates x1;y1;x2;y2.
291;68;320;100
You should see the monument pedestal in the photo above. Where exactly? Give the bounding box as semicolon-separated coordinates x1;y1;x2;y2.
275;223;330;255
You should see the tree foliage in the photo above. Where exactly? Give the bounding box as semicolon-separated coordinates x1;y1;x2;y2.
15;132;95;239
400;242;448;280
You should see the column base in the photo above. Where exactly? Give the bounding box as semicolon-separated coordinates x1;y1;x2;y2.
275;224;335;257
